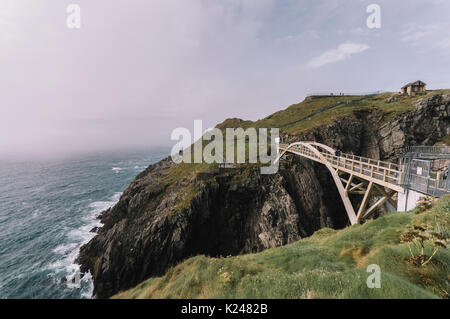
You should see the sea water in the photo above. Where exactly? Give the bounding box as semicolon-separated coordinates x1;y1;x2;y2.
0;149;168;298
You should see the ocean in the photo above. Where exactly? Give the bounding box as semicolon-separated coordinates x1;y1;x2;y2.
0;149;168;299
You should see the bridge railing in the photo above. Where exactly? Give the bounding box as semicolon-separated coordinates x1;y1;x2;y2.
406;174;448;197
401;171;450;197
405;145;450;155
280;143;402;187
306;91;383;97
339;153;400;171
321;152;401;185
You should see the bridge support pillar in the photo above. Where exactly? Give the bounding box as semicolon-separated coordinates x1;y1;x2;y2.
340;175;398;223
397;188;428;212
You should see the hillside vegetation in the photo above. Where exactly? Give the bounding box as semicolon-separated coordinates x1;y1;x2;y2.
218;90;449;133
114;196;450;299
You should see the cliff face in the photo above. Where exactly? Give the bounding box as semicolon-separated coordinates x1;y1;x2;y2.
77;93;450;298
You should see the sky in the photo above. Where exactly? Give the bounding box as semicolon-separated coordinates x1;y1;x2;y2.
1;0;450;159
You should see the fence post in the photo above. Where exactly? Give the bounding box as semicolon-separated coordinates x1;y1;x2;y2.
436;172;441;189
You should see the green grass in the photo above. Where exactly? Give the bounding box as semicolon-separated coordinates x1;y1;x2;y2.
255;90;449;134
113;196;450;299
215;90;450;135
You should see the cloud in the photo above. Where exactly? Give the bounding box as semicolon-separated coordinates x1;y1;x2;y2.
307;42;370;68
2;0;450;159
0;0;277;159
400;24;440;45
278;30;320;42
400;23;450;51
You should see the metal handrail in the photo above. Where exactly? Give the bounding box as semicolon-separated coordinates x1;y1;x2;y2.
405;145;450;154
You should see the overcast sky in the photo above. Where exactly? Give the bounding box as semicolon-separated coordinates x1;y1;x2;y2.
1;0;450;159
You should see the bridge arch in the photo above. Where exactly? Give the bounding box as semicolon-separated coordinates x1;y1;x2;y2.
277;142;402;225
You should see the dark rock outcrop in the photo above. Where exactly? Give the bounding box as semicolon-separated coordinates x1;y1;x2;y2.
77;93;449;298
378;93;450;159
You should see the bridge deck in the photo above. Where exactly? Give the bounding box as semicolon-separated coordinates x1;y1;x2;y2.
278;141;449;224
279;143;404;193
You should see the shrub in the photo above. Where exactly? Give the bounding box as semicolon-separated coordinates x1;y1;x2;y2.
400;223;450;266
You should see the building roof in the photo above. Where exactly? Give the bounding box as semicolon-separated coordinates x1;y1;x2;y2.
402;80;426;89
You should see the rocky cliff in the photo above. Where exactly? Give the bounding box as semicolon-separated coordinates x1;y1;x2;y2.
77;93;450;298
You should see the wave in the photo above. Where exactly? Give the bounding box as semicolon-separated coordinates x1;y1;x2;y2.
113;166;145;173
49;192;122;298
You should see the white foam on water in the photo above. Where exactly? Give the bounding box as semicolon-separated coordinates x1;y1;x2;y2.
49;192;122;298
31;208;42;219
53;242;78;255
112;167;123;173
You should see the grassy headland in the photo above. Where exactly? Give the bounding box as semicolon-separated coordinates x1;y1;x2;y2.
164;90;450;212
114;196;450;299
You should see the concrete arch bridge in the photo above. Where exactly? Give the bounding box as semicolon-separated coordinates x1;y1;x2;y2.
276;142;450;225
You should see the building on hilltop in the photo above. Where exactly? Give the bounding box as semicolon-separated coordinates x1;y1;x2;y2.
401;80;426;96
